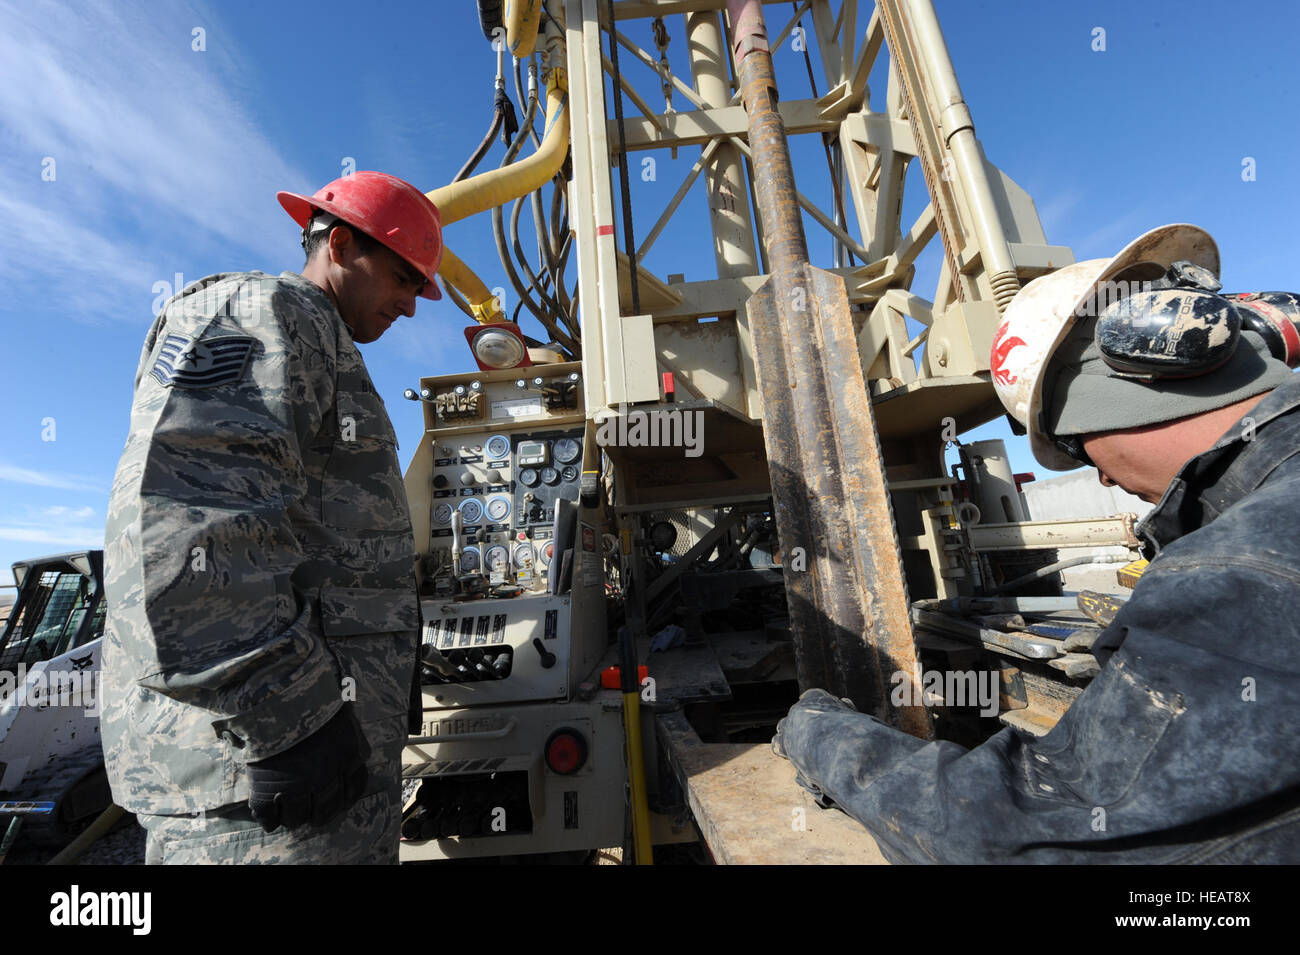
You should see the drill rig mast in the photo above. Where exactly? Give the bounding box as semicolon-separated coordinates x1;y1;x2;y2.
399;0;1132;863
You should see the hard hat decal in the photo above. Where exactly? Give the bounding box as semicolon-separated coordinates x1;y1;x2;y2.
988;225;1221;471
991;324;1026;387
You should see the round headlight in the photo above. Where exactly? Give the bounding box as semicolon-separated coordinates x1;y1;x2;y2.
472;327;527;369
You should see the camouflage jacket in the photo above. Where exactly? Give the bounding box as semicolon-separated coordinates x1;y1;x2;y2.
102;272;418;814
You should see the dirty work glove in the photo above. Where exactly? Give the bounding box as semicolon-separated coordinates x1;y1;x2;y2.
772;688;856;759
246;703;371;833
772;689;862;809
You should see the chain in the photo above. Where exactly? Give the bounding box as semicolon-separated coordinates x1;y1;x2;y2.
652;16;673;114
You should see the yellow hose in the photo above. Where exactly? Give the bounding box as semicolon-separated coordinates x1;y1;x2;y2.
439;246;505;324
505;0;544;59
426;70;569;227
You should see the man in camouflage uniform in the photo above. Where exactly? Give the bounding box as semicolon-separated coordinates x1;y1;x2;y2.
102;171;444;864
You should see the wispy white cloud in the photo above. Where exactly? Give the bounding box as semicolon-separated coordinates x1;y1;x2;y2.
0;192;158;316
43;505;96;521
0;463;104;493
0;525;104;548
0;503;104;585
0;0;309;318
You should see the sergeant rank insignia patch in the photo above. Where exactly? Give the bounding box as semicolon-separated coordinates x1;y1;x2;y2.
151;334;256;389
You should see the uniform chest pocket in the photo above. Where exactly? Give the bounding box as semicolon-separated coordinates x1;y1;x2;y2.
321;390;410;532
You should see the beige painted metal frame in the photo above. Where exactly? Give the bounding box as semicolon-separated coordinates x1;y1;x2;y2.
558;0;1087;603
568;0;1072;424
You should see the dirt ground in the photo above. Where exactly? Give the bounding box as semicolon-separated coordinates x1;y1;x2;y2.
5;812;146;866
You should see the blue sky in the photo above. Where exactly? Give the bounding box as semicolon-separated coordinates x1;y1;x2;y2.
2;0;1297;587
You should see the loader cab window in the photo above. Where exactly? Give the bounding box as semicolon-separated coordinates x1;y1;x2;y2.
0;569;100;678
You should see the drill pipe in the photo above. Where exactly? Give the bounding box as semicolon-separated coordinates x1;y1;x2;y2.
726;0;930;737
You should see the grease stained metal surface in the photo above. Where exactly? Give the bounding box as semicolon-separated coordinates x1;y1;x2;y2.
657;711;890;865
728;0;930;736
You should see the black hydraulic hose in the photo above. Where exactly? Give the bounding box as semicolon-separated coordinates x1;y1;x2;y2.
510;193;562;318
531;186;559;290
515;57;542;149
554;235;582;341
443;282;477;321
551;232;572;316
492;86;548;324
488;61;578;355
509;194;579;356
523;213;577;341
497;192;578;357
455;109;505;183
546;177;572;317
550;175;566;254
989;555;1125;595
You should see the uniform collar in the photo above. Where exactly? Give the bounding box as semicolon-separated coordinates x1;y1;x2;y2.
279;271;337;311
1137;374;1300;552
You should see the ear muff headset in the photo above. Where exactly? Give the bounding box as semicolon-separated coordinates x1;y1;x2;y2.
1093;260;1300;380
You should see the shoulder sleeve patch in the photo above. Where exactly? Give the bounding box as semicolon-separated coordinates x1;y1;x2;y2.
150;333;256;389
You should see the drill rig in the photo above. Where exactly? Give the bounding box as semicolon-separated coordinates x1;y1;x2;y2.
399;0;1141;863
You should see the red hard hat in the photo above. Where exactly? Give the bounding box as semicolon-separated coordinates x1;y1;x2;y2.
277;170;444;300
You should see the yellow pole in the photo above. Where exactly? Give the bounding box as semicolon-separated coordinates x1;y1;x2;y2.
623;688;654;865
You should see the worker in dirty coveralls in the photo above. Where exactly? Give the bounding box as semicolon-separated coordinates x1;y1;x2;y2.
774;224;1300;862
102;171;444;864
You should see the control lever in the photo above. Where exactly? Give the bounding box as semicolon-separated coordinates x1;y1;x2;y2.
467;648;494;680
420;644;459;681
446;649;475;680
451;510;464;576
490;652;513;679
531;638;557;669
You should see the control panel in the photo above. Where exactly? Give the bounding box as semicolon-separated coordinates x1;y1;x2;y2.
405;363;607;710
418;594;573;707
426;428;585;596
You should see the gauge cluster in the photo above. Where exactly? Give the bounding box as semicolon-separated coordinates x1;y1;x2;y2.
427;428;584;594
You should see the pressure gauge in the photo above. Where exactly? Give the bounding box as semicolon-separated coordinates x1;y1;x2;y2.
460;546;481;573
485;545;509;575
553;437;581;465
485;434;511;461
459;498;483;524
512;542;535;570
519;468;540;487
433;503;454;526
485;495;511;523
540;466;560;486
536;539;555;570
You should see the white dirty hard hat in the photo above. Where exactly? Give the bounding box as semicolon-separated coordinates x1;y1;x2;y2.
990;224;1220;470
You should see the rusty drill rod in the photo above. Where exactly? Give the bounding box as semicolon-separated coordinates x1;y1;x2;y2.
726;0;931;738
